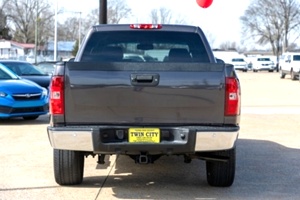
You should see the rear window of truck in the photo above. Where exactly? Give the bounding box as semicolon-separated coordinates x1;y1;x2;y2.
81;31;210;63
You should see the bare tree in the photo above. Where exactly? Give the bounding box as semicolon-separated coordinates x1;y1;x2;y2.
240;0;300;57
81;0;132;37
85;0;131;26
57;17;79;41
219;41;238;51
37;7;55;45
280;0;300;51
58;0;132;55
150;7;187;24
107;0;131;24
150;9;160;24
287;42;298;51
204;31;216;48
84;9;98;31
150;7;172;24
3;0;54;44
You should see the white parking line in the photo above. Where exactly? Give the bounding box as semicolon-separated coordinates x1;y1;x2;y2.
242;106;300;114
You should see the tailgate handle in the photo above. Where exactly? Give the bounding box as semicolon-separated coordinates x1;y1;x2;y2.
131;74;159;86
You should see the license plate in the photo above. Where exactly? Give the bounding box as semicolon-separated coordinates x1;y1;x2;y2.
128;128;160;143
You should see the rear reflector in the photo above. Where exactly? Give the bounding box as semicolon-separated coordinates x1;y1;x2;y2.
50;76;64;115
225;77;240;116
130;24;162;29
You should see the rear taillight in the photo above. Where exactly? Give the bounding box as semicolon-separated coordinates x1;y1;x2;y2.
50;76;64;115
225;77;240;116
130;24;162;29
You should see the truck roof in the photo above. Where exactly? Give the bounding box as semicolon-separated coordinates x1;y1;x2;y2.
92;24;200;33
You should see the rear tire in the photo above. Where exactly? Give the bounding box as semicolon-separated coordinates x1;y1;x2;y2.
291;70;297;80
206;148;236;187
54;149;84;185
280;71;286;79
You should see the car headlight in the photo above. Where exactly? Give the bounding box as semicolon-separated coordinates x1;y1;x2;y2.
0;92;7;97
42;88;48;97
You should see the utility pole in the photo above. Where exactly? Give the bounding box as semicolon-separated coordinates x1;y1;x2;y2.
34;0;39;64
99;0;107;24
54;0;58;61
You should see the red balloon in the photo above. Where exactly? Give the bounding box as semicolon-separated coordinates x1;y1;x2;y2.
196;0;213;8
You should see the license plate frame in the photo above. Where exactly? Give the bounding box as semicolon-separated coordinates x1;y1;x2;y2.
128;128;160;143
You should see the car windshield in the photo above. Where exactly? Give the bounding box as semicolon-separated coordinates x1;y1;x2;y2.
257;58;271;61
0;64;19;80
1;62;47;76
232;58;245;62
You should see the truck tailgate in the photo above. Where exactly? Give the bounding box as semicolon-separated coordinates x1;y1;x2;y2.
64;62;225;125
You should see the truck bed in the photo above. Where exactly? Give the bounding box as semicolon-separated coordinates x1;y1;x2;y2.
64;62;226;125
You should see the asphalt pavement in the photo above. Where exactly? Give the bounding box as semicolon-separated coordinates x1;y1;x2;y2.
0;72;299;200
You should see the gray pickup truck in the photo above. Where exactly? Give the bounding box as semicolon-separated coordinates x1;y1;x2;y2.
47;24;241;187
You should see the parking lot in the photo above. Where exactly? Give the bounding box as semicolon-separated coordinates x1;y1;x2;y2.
1;71;300;200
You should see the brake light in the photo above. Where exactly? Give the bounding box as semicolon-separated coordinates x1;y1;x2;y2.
130;24;162;29
225;77;240;116
50;76;64;115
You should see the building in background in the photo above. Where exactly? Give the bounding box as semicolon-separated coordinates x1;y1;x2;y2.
0;40;35;60
0;40;76;62
45;41;76;61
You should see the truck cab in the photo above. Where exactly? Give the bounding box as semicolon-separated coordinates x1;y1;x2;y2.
280;52;300;80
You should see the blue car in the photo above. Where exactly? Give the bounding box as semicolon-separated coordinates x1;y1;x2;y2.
0;64;49;120
0;60;51;89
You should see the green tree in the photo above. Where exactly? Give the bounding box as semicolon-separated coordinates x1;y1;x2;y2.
0;27;11;40
72;39;79;56
0;0;11;39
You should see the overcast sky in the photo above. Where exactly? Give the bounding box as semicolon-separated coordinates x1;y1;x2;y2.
57;0;252;48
